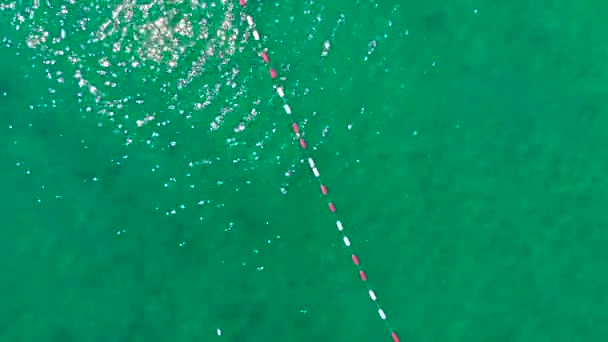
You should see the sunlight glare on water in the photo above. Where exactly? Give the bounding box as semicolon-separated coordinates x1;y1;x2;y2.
1;0;404;340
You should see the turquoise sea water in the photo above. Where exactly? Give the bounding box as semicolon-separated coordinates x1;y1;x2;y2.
2;0;608;341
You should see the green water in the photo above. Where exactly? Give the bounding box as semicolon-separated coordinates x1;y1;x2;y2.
2;0;608;341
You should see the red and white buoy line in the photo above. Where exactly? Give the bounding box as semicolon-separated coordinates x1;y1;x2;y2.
238;1;399;341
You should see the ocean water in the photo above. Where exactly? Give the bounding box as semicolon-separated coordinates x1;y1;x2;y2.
2;0;608;341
